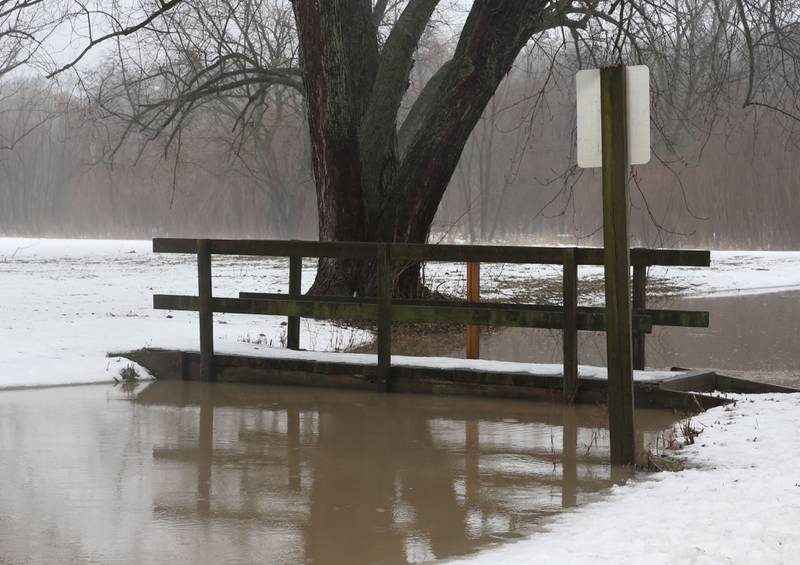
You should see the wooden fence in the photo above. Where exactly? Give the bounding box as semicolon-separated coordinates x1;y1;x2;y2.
152;238;710;399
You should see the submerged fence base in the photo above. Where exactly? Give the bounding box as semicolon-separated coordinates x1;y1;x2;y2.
112;348;797;413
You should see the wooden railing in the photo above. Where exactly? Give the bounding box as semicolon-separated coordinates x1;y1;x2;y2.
152;238;710;397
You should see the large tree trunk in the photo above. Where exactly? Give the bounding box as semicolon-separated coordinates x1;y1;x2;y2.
293;0;553;297
293;0;378;295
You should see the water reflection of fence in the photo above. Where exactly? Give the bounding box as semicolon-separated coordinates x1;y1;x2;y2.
152;238;710;399
138;381;675;562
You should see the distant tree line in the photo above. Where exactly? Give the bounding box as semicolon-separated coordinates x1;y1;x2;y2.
1;71;800;248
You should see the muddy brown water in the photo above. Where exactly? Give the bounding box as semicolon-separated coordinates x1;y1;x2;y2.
3;291;794;563
0;381;677;565
460;291;800;388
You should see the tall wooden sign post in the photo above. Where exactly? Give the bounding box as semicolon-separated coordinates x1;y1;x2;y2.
600;66;635;466
576;64;650;467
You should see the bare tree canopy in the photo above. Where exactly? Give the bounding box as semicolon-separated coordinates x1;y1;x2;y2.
0;0;55;77
7;0;800;294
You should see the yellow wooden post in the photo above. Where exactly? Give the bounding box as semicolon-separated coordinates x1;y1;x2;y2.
466;261;480;359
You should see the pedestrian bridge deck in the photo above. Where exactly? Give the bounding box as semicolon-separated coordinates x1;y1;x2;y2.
114;346;799;414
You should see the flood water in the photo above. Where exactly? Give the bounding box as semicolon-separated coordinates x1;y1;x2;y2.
0;381;677;564
474;291;800;387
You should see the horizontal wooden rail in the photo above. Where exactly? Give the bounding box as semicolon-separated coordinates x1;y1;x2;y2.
237;292;708;329
153;238;710;267
644;308;708;328
154;238;377;259
154;294;656;332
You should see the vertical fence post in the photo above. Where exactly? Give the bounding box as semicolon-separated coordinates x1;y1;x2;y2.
601;65;635;467
197;238;214;381
466;262;480;359
632;263;647;370
376;244;392;392
562;248;579;402
287;255;302;350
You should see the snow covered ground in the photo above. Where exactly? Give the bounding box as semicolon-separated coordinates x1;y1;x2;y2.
0;238;371;389
429;250;800;303
2;238;800;564
671;250;800;297
448;393;800;565
2;238;800;389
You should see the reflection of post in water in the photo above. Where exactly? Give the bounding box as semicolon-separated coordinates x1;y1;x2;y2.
287;408;301;492
197;385;214;515
561;408;578;508
305;397;471;563
396;416;469;558
465;420;480;507
305;399;404;564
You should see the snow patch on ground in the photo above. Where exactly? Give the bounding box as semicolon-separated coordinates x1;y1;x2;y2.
423;250;800;303
446;393;800;565
0;238;370;389
676;250;800;298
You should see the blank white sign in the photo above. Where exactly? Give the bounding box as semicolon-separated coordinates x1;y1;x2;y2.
576;65;650;168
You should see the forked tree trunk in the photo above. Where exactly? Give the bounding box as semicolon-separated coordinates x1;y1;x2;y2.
293;0;552;297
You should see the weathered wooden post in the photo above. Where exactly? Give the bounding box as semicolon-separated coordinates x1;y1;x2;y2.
600;65;635;466
577;63;649;467
632;263;647;370
376;244;392;392
197;238;214;381
562;248;579;401
287;255;302;350
466;261;480;359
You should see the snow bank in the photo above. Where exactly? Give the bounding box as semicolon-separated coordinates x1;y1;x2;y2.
0;238;371;389
446;393;800;565
676;250;800;297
